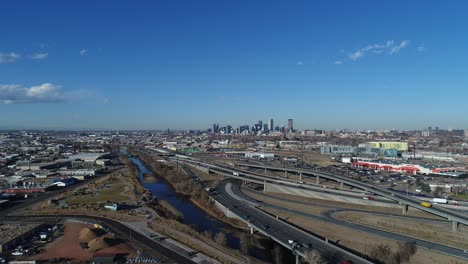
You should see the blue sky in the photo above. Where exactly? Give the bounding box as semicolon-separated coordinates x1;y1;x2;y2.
1;1;468;130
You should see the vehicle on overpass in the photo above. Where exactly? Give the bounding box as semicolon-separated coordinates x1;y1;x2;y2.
431;198;448;204
420;202;432;208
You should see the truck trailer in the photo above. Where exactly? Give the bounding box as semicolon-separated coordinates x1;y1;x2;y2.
431;198;448;204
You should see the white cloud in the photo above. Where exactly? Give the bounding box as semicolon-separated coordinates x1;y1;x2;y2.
0;83;83;104
389;40;410;54
417;45;427;53
346;40;410;61
334;61;343;65
31;53;48;60
80;49;87;56
349;51;364;61
0;52;20;64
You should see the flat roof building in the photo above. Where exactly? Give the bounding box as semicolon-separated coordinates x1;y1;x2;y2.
367;142;408;151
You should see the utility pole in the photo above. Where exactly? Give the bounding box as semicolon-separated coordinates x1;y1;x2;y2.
301;148;304;168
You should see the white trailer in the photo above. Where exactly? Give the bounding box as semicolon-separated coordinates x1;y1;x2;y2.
431;198;447;204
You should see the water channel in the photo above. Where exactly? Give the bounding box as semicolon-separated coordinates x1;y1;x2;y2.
121;149;274;262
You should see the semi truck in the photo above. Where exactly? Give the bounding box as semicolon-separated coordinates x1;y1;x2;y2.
431;198;448;204
420;202;432;208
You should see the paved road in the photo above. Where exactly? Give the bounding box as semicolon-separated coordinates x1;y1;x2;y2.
233;185;468;261
238;163;468;226
243;187;448;223
214;182;373;264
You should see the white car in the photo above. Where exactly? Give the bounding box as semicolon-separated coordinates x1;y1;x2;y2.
11;251;23;256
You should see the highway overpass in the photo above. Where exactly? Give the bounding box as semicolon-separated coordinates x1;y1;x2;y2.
213;182;373;264
237;163;468;232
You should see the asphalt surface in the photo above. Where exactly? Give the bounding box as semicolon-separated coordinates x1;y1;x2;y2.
243;187;449;223
213;182;373;264
233;185;468;261
238;163;468;225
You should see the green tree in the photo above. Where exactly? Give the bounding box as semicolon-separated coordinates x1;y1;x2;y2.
420;183;431;193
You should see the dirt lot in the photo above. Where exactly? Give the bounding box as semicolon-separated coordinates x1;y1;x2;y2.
263;208;467;264
271;150;336;167
33;221;137;262
335;211;468;249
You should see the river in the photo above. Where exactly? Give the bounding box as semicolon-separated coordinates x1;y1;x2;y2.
121;149;274;262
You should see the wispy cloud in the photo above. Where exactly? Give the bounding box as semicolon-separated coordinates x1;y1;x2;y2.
417;45;427;53
389;40;410;54
80;49;87;56
0;83;87;104
31;53;48;60
341;40;411;63
0;52;20;64
334;61;343;65
296;61;304;65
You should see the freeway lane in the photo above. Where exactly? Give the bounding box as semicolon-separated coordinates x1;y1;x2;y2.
182;159;398;207
238;163;468;226
242;187;449;223
1;214;197;264
232;185;468;261
213;182;373;264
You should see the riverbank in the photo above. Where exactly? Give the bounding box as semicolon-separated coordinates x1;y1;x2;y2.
128;148;247;229
123;148;271;263
119;153;182;220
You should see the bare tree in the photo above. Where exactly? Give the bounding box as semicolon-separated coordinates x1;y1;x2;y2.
395;241;417;263
214;232;227;246
433;186;444;198
369;243;392;263
202;230;213;240
239;233;250;254
271;244;284;264
304;249;326;264
369;241;417;264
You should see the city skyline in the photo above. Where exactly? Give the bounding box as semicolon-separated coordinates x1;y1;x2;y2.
2;1;468;130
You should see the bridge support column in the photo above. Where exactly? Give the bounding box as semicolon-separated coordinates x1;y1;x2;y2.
401;204;408;214
263;181;266;192
340;181;344;189
299;172;302;181
452;220;459;232
284;170;287;178
316;175;320;184
250;226;254;234
296;254;300;264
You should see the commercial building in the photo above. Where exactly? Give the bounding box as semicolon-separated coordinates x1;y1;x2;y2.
367;142;408;151
288;119;294;131
68;152;110;163
352;160;466;176
245;152;275;159
269;119;274;131
104;203;120;211
320;145;383;157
